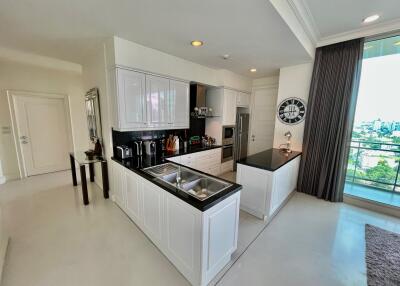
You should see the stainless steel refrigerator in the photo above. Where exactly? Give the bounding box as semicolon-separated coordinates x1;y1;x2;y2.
234;113;250;170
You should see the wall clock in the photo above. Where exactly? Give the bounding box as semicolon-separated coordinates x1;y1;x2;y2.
277;97;306;125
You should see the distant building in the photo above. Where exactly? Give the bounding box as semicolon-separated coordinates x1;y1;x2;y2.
373;119;382;130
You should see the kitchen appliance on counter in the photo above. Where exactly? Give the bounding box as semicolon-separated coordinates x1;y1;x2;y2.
156;138;166;154
144;141;157;155
234;113;250;170
115;145;133;159
133;140;143;156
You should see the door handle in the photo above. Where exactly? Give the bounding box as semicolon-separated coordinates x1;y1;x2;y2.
21;140;28;144
20;135;28;140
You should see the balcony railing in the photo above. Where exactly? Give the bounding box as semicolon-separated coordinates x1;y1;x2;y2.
346;140;400;193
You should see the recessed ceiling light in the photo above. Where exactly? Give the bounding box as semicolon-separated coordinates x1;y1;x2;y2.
250;68;257;73
191;40;204;47
394;41;400;46
222;54;230;60
363;14;380;24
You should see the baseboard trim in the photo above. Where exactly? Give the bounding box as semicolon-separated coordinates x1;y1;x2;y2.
344;194;400;218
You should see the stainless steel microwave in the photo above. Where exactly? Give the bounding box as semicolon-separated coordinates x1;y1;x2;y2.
222;125;235;146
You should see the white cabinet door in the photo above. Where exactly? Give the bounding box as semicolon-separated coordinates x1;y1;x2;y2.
201;192;240;284
125;170;142;225
270;165;291;216
169;80;189;128
222;89;237;126
116;69;147;130
237;92;250;107
164;193;202;284
289;157;301;191
111;161;127;210
146;75;170;128
141;179;164;246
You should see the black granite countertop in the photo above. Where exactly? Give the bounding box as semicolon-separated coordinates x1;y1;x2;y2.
111;145;242;212
237;148;302;171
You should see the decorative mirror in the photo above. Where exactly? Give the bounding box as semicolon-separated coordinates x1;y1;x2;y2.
85;88;102;143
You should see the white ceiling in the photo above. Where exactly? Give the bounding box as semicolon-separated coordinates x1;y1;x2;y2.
303;0;400;39
0;0;312;78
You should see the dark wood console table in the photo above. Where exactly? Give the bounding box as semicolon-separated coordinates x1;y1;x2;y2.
69;152;109;205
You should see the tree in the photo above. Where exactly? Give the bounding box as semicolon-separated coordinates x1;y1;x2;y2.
365;159;397;184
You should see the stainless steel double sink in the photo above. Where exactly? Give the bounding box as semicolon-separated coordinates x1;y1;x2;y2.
143;163;232;201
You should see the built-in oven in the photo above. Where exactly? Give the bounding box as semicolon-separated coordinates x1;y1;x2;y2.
221;144;234;163
222;125;235;145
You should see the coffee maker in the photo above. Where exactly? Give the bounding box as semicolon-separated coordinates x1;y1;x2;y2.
144;140;156;155
132;140;143;156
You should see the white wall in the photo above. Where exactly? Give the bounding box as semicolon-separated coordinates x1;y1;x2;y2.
82;44;111;187
252;75;280;88
273;63;313;151
111;37;252;92
0;59;88;180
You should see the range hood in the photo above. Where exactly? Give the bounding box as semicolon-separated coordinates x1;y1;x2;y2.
190;84;214;118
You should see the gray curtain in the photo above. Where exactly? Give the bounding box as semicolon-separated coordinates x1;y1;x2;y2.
297;38;364;202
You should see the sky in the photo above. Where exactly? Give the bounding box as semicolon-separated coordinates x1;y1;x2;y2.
354;53;400;125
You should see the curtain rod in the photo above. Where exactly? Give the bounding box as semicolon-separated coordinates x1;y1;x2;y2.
365;29;400;43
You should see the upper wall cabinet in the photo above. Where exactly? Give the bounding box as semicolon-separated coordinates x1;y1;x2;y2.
207;88;248;126
169;80;190;128
222;89;237;126
237;92;251;108
111;67;189;131
146;75;170;128
115;68;147;130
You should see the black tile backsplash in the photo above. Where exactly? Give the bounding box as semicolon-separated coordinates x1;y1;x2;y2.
112;129;191;147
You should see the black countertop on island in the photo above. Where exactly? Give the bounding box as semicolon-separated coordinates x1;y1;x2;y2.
111;145;242;212
237;148;302;171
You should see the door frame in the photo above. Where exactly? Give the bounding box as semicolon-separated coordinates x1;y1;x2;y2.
6;90;74;178
248;83;278;155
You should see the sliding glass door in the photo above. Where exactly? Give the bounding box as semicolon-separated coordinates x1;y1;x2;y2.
345;34;400;207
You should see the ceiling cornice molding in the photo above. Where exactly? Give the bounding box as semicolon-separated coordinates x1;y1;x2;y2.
317;18;400;47
286;0;319;44
0;46;82;74
269;0;316;58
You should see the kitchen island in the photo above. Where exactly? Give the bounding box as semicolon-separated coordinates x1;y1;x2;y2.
110;146;242;286
236;148;301;220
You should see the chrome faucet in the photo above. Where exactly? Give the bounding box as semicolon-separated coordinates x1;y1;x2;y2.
176;166;182;187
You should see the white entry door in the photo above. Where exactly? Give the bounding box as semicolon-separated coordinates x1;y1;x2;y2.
13;94;72;176
248;87;278;155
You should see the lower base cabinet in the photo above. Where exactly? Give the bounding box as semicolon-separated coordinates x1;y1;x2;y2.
236;156;300;220
110;161;240;286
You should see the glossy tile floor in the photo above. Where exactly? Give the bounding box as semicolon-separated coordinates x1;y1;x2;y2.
1;171;400;286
